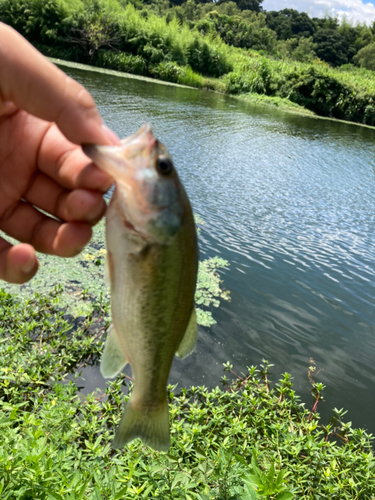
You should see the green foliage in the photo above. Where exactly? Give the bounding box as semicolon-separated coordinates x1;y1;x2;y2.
186;35;233;76
265;9;316;41
241;450;294;499
0;0;71;43
195;11;277;52
276;37;316;63
0;296;374;499
196;257;230;326
0;0;233;77
222;50;375;125
217;0;264;13
313;29;356;67
1;0;375;125
235;92;315;115
353;42;375;71
96;49;147;74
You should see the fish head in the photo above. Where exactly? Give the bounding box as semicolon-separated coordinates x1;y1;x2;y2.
83;124;184;244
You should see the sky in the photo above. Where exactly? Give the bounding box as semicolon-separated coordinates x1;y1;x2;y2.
262;0;375;25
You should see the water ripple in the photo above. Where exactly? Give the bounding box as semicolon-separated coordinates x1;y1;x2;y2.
67;66;375;433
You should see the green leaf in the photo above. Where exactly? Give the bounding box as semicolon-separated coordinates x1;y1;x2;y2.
150;465;165;475
243;484;258;500
45;490;64;500
235;454;247;466
275;492;294;500
266;462;275;484
195;445;206;459
77;480;90;500
275;469;286;487
114;487;129;499
171;472;189;490
245;474;264;488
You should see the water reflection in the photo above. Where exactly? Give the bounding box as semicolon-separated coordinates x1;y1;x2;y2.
61;64;375;434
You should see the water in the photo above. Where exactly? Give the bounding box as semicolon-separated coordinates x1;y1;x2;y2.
61;64;375;434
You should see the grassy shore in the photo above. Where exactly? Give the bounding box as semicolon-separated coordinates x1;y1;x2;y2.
0;222;374;499
0;286;374;499
1;0;375;125
49;57;315;117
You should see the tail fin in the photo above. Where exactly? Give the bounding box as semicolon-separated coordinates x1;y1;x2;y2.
113;397;170;452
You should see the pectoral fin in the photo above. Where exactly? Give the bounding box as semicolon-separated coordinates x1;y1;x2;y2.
176;308;197;359
100;325;128;378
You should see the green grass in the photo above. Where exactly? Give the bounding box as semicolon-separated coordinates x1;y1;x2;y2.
235;92;316;115
0;288;374;499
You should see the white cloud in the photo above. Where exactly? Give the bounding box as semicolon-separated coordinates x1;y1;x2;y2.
262;0;375;25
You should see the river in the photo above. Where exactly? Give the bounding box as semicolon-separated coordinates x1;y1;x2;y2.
62;64;375;434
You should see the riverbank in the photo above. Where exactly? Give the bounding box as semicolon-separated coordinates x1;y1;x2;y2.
52;58;375;127
1;0;375;126
0;286;374;499
50;57;315;117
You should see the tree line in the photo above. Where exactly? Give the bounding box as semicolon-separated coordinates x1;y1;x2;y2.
0;0;374;126
156;0;375;69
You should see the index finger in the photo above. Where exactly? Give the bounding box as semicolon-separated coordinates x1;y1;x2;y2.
0;22;116;146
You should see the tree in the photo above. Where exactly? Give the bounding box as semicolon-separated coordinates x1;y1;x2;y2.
312;15;339;31
266;9;316;41
353;42;375;71
216;0;263;13
313;29;355;66
67;2;120;61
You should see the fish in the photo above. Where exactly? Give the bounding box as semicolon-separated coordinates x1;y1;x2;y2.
82;124;198;452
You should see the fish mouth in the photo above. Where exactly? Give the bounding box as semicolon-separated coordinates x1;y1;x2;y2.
121;123;155;150
82;123;157;181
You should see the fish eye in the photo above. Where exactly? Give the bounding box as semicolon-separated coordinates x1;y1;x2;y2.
156;156;174;176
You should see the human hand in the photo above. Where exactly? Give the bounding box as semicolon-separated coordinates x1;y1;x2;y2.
0;22;120;284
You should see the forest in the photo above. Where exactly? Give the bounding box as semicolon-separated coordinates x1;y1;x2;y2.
0;0;375;123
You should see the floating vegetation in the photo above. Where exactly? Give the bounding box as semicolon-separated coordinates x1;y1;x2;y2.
0;216;230;325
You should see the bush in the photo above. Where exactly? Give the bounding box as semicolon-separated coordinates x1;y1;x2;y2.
95;49;147;74
353;42;375;71
186;36;233;76
0;0;74;44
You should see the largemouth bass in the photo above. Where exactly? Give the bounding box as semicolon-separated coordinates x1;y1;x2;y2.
83;124;198;451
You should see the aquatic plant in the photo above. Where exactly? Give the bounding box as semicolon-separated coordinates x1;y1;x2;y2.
0;216;230;326
0;289;373;498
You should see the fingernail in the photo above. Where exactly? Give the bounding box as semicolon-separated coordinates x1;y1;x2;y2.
101;124;121;145
21;256;37;274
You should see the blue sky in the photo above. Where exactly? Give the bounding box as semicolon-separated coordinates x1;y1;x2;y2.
262;0;375;24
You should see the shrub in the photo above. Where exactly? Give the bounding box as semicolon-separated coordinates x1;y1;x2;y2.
353;42;375;71
95;49;147;74
186;36;233;77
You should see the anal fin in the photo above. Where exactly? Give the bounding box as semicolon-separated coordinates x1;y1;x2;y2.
100;324;128;378
176;308;197;359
